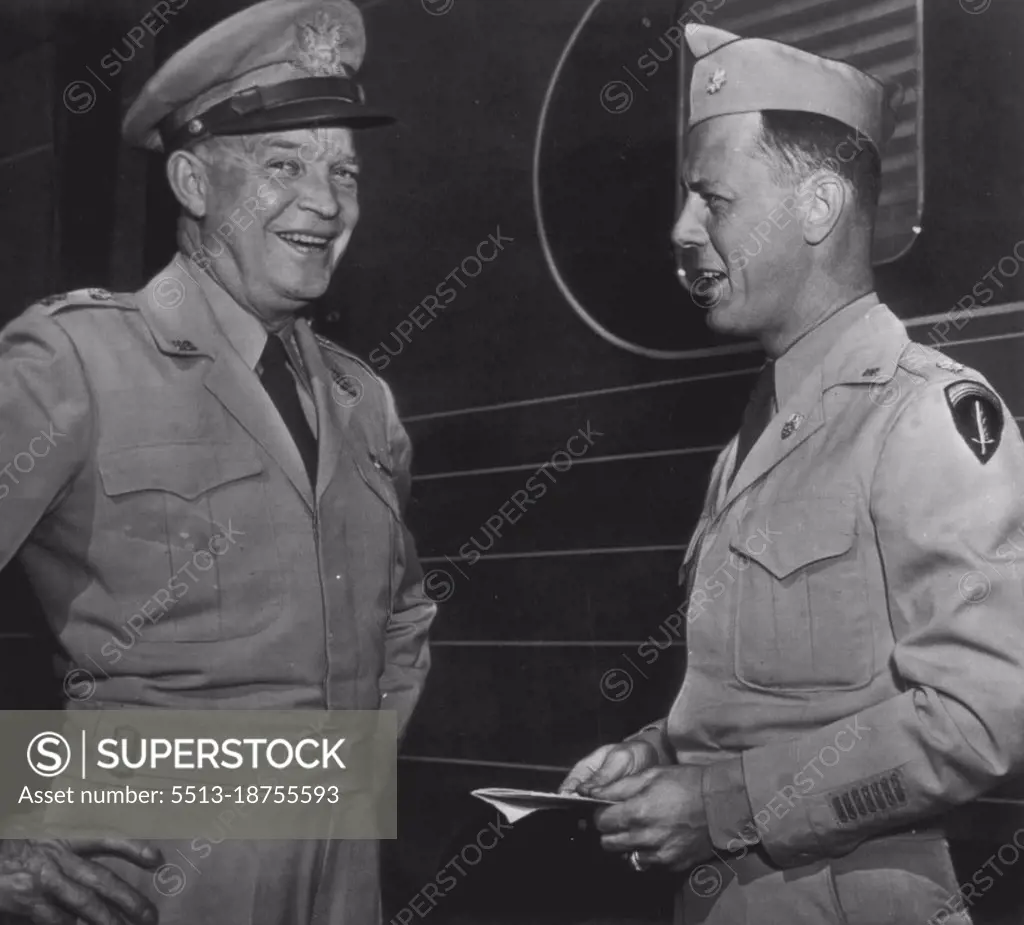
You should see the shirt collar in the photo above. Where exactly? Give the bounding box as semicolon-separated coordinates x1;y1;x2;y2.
193;265;268;371
774;292;881;407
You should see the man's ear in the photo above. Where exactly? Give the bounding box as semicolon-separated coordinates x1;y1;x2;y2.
798;169;847;246
166;149;210;218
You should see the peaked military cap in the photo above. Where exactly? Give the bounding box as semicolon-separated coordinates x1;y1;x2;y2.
123;0;394;153
684;23;901;152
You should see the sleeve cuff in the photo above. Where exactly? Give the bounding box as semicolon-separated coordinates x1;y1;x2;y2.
624;721;673;765
702;756;755;851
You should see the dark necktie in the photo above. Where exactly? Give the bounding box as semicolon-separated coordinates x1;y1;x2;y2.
731;361;776;485
259;333;317;486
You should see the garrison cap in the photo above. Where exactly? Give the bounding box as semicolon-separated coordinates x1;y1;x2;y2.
123;0;394;153
684;23;900;152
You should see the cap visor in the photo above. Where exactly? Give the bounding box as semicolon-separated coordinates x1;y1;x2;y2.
215;98;396;133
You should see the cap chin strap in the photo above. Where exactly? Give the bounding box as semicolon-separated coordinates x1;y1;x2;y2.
159;76;392;152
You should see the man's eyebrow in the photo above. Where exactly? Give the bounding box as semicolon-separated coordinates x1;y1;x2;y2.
680;177;714;194
258;139;361;165
259;139;303;151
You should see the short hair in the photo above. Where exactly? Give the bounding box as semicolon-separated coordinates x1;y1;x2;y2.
754;110;883;215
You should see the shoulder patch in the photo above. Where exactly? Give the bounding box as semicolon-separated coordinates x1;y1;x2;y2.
945;380;1003;464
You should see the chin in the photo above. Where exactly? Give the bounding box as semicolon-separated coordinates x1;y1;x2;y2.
704;300;738;335
705;297;759;340
273;273;332;305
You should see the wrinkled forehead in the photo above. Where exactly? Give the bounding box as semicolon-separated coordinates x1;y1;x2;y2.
682;112;763;184
198;126;359;165
250;126;358;159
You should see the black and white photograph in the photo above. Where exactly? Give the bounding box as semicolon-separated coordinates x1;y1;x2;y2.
0;0;1022;922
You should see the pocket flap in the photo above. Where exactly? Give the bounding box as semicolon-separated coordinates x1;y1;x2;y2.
354;451;402;518
733;498;855;580
99;444;264;500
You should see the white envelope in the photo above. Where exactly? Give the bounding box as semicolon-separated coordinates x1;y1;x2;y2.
471;787;613;824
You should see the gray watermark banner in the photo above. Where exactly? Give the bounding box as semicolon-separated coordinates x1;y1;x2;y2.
0;710;396;840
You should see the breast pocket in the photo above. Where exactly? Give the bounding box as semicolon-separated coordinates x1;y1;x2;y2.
354;449;402;521
731;497;874;692
98;443;280;642
351;448;401;618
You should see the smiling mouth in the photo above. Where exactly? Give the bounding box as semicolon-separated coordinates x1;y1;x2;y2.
688;270;729;307
692;269;727;286
679;267;727;289
275;231;335;255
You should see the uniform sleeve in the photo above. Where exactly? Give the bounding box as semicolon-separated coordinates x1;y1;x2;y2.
708;378;1024;868
377;380;437;741
624;719;674;764
0;310;93;570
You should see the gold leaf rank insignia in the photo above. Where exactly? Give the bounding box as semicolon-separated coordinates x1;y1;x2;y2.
945;381;1003;464
706;67;727;94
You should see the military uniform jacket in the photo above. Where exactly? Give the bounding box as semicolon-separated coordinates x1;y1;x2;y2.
637;299;1024;872
0;259;435;731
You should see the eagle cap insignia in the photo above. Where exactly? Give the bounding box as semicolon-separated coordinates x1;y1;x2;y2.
296;9;353;77
706;67;727;94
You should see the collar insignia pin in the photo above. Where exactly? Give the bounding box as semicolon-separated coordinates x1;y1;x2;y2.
781;413;804;440
706;68;727;94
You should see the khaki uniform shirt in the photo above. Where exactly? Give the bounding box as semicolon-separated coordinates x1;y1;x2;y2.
0;255;435;729
635;296;1024;882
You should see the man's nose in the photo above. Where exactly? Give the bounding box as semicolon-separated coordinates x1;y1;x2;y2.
671;196;710;287
671;193;708;252
297;170;343;220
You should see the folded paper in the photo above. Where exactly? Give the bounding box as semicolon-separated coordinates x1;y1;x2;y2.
471;787;612;824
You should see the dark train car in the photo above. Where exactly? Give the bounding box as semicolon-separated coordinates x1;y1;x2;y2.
0;1;1022;922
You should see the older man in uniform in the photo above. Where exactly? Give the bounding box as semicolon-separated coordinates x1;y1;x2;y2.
0;1;434;923
562;23;1024;925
